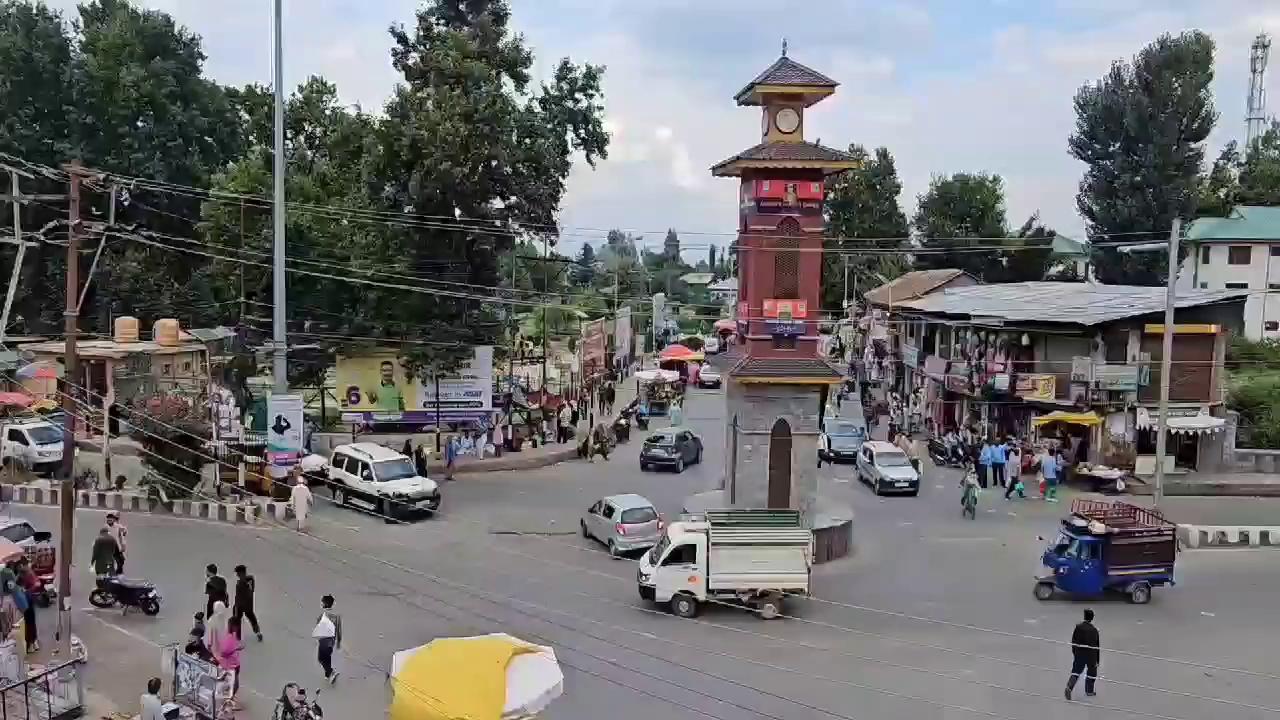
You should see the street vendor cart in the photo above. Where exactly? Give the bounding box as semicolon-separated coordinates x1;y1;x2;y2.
635;369;679;418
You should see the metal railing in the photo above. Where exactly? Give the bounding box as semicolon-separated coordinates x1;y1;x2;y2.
0;658;85;720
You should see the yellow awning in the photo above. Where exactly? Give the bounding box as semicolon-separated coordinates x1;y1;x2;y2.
390;636;535;720
1031;411;1102;428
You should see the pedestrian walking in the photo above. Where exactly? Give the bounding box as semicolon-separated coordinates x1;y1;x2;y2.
290;475;314;531
1004;440;1025;500
15;560;38;652
204;564;229;619
1042;447;1061;502
104;512;128;573
91;528;120;577
445;434;459;480
413;443;428;477
977;440;993;489
1065;608;1101;700
400;438;413;457
206;599;232;663
216;616;245;710
233;564;263;641
312;594;342;684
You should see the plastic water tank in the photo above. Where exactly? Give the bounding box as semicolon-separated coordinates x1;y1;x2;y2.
113;316;140;343
153;318;181;346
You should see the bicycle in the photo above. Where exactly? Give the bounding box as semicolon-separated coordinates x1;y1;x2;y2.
959;467;979;520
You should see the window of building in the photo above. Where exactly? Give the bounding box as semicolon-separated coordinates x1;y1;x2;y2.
1228;246;1252;265
1266;321;1280;332
182;361;192;373
1271;246;1280;257
1225;282;1249;289
810;183;820;193
1198;282;1208;289
1201;246;1211;265
162;363;172;375
772;336;796;350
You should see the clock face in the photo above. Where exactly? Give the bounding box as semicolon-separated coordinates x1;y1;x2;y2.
774;107;800;134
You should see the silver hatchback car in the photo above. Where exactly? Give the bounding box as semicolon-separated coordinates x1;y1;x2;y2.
581;493;663;558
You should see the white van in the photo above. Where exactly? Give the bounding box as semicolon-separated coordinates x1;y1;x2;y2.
0;418;65;475
326;442;440;519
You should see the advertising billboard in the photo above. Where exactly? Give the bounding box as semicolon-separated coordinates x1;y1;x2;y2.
614;307;632;362
581;319;608;379
266;393;304;466
335;346;494;424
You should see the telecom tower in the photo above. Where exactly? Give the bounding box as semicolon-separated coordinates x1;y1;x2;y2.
1246;32;1271;155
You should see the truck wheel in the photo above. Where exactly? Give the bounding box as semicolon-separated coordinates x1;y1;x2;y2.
757;594;783;620
1129;582;1151;604
670;594;699;618
1034;582;1055;601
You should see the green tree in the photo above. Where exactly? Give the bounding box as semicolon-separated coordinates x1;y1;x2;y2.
573;243;596;286
991;214;1057;283
1069;31;1216;285
663;228;680;260
911;172;1007;279
1197;121;1280;216
822;144;909;311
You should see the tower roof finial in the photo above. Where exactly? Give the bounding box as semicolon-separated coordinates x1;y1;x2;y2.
781;38;788;57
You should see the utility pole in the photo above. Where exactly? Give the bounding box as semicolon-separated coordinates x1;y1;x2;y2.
842;255;850;315
1152;217;1181;508
541;234;548;393
0;170;29;345
78;185;118;491
507;249;516;432
270;0;288;394
58;161;84;656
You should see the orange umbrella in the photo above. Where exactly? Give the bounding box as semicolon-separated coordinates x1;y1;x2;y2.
0;392;33;408
659;344;696;361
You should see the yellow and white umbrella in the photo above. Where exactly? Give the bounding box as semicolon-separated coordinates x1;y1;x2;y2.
390;633;563;720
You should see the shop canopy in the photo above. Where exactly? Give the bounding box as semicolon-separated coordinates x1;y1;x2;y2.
713;319;737;332
0;392;33;408
658;344;704;362
390;633;563;720
1136;407;1226;435
1031;411;1102;428
635;369;680;383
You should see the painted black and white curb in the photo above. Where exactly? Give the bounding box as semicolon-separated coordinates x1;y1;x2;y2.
1179;524;1280;548
0;484;293;526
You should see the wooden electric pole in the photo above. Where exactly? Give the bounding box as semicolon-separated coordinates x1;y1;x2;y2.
58;161;84;654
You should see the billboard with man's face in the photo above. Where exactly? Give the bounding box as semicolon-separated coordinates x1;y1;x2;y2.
334;347;494;423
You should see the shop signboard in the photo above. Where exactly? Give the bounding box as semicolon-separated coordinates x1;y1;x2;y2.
763;298;808;319
922;355;947;381
1015;373;1056;401
766;321;805;337
901;343;919;370
1095;364;1140;392
334;346;495;423
614;307;632;362
1070;356;1094;383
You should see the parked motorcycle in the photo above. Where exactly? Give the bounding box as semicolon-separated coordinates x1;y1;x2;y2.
927;438;965;468
88;575;162;616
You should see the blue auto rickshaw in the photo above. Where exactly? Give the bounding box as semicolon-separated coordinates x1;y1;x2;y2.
1034;499;1177;604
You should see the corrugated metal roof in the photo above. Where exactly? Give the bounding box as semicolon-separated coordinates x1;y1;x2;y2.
735;56;838;104
1187;206;1280;243
895;282;1248;326
864;269;973;306
729;355;843;380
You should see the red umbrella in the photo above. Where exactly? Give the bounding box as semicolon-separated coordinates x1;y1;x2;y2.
659;344;695;361
0;391;34;408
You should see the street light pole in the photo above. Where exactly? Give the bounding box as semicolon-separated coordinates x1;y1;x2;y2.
1152;218;1181;508
270;0;288;394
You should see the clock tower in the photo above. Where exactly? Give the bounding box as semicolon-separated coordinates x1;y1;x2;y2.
702;48;858;562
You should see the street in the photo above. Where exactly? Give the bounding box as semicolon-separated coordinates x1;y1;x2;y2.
19;383;1280;720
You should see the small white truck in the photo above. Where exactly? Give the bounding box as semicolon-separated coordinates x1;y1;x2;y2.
0;417;65;475
637;509;812;619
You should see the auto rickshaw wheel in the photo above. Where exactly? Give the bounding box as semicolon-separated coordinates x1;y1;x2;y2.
1128;582;1151;604
1034;582;1055;601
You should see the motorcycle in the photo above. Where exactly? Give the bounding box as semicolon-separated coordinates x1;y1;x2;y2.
88;574;162;616
928;438;965;468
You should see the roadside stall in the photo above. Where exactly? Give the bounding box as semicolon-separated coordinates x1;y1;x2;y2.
1031;410;1103;485
635;369;680;418
391;633;564;720
657;344;704;387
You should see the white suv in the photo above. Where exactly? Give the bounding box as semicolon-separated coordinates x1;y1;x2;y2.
327;442;441;519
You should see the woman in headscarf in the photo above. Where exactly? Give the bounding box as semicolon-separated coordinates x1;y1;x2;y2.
205;600;232;665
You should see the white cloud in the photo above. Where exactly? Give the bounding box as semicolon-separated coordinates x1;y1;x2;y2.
654;126;674;142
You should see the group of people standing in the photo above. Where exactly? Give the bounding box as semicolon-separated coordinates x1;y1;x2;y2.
944;430;1066;502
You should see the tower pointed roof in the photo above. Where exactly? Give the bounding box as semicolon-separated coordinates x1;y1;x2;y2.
734;54;839;106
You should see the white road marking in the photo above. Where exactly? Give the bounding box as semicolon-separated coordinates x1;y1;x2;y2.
1200;611;1216;617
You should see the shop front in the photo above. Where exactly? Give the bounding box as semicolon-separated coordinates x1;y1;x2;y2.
1134;406;1226;472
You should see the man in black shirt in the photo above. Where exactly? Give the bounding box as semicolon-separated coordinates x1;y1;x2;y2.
1065;608;1101;699
233;564;263;641
204;564;228;619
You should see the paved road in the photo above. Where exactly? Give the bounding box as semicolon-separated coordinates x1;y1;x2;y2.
20;383;1280;720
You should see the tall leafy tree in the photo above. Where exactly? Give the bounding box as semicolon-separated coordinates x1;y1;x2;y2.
822;144;909;311
1069;31;1216;285
911;172;1007;279
991;214;1057;283
1198;121;1280;216
375;0;608;374
663;228;680;260
572;243;596;286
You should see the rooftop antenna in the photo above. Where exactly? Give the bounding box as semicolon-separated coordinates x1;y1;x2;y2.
1246;32;1271;155
781;38;788;57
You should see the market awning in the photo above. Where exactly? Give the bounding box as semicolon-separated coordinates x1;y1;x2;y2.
1136;407;1226;435
1031;411;1102;428
713;319;737;332
659;344;704;362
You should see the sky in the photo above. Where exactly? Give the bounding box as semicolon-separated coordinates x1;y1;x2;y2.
46;0;1280;257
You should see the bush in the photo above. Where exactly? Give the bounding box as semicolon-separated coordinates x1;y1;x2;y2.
126;395;211;499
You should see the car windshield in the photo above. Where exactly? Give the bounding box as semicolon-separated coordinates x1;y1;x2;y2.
827;422;862;436
830;434;862;449
620;507;658;524
0;523;34;543
373;458;418;482
646;433;676;446
647;533;671;564
26;426;62;444
877;451;912;467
